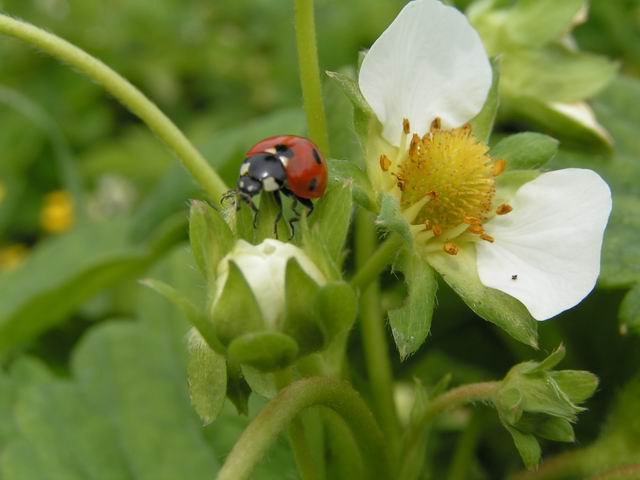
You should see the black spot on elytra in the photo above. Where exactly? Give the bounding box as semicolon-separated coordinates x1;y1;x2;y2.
308;177;318;192
312;149;322;164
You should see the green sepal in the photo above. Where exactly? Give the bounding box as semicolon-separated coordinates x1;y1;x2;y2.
504;425;541;470
535;417;575;443
325;70;374;143
242;365;278;399
527;344;566;374
315;281;358;339
228;331;299;372
327;159;377;212
254;192;289;242
226;361;252;415
427;245;538;348
229;200;257;243
188;200;234;283
620;283;640;335
186;329;227;425
470;57;500;143
310;182;353;266
300;218;343;282
491;132;559;171
549;370;599;405
210;261;265;346
140;278;225;354
376;194;413;247
283;258;324;355
389;251;438;360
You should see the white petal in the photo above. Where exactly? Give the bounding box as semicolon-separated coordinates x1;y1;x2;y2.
477;169;612;321
359;0;492;145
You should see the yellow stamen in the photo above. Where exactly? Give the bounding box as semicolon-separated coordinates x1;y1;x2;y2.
493;159;506;177
443;242;459;256
480;233;495;243
403;118;411;135
496;204;513;215
379;154;392;172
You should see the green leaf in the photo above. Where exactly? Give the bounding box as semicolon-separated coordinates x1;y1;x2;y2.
427;245;538;348
491;133;559;171
189;200;233;282
504;425;541;470
528;344;566;374
228;332;299;372
389;252;438;360
210;261;265;346
620;283;640;335
187;330;227;425
2;321;220;479
600;195;640;288
226;362;251;416
283;258;324;355
254;192;289;242
502;47;618;104
504;0;587;48
376;194;413;246
470;57;500;143
310;182;353;265
327;158;376;211
506;96;612;151
0;220;149;356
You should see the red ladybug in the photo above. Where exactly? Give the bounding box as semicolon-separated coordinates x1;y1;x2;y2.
224;135;328;235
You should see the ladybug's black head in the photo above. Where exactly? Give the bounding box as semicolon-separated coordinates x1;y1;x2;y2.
237;153;287;198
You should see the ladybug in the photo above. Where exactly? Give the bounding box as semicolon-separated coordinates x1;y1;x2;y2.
224;135;328;235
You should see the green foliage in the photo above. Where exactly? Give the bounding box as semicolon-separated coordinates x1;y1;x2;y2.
470;58;501;143
228;332;300;372
189;200;234;283
620;283;640;335
376;195;413;246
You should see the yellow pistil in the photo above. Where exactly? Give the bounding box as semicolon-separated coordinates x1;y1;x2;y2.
41;190;74;234
398;122;496;233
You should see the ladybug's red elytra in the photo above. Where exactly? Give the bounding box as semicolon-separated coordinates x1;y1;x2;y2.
223;135;329;236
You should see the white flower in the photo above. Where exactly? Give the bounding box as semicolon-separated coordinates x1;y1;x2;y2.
358;0;612;320
215;239;325;328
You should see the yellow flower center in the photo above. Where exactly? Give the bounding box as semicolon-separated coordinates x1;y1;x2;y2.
379;120;510;254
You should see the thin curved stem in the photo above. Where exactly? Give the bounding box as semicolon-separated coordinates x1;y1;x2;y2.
217;377;391;480
293;0;330;156
354;210;400;460
350;232;403;291
401;382;500;480
0;14;228;203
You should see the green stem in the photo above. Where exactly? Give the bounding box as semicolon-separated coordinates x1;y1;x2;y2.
0;85;86;222
217;377;391;480
508;448;593;480
446;411;483;480
273;370;321;480
354;210;401;461
401;382;500;480
589;465;640;480
0;14;227;203
350;233;403;290
293;0;330;155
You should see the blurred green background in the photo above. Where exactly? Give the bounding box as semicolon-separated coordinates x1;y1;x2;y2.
0;0;639;478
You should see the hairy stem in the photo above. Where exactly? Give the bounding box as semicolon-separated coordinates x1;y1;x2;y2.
354;210;400;460
293;0;330;155
0;14;227;203
402;382;500;479
218;377;391;480
350;232;403;290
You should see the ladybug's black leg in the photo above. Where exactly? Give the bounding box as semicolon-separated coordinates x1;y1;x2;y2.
298;197;314;217
273;191;284;239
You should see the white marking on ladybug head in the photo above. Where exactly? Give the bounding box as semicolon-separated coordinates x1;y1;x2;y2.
247;184;256;192
263;177;280;192
239;179;246;188
265;147;277;154
278;155;289;168
240;163;250;176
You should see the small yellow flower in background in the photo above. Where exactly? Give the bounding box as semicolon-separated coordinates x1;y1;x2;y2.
41;190;74;234
0;244;28;272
